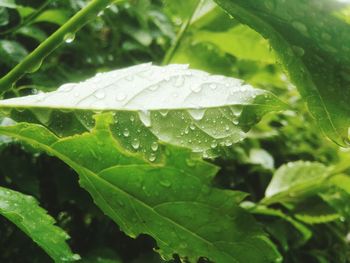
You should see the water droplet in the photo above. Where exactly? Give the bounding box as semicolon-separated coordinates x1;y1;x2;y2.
149;153;156;162
58;83;75;92
27;60;43;73
231;105;243;116
225;139;233;147
116;92;127;101
131;138;140;149
211;140;218;149
292;21;308;36
130;115;135;122
123;128;130;137
151;142;158;151
174;76;185;87
139;110;151;127
160;179;171;188
64;32;75;43
209;83;217;90
159;110;169;117
191;85;202;93
189;123;196;130
292;46;305;57
188;109;205;120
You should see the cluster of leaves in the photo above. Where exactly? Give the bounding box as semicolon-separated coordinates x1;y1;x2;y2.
0;0;350;263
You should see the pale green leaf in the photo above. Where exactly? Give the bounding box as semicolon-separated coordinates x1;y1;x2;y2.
192;24;276;63
263;161;330;204
0;63;286;158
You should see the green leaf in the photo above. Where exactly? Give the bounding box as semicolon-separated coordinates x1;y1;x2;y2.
0;40;28;66
213;0;350;146
0;113;282;263
292;196;340;224
0;63;286;158
191;24;276;63
263;161;330;204
0;186;79;262
0;0;19;9
242;201;312;247
319;174;350;219
33;9;71;26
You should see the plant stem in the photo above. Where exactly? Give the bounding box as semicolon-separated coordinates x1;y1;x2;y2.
161;0;202;65
0;0;115;94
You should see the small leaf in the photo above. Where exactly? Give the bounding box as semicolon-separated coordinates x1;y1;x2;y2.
0;186;79;262
263;161;330;204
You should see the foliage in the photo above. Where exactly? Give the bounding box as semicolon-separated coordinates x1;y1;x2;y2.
0;0;350;263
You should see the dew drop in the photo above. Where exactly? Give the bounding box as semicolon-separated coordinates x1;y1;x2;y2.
209;83;217;90
292;21;308;35
138;110;151;127
123;128;130;137
211;140;218;149
292;45;305;57
189;123;196;130
116;92;127;101
58;83;75;92
64;32;75;43
191;85;202;93
174;76;185;87
27;60;43;73
231;105;243;116
151;142;159;151
225;139;233;147
159;110;169;117
188;108;205;121
160;179;171;188
232;119;239;125
149;153;156;162
131;138;140;149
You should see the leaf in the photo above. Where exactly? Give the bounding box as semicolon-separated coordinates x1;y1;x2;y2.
0;113;282;263
0;63;286;158
0;186;79;262
0;40;28;66
0;0;19;9
191;24;276;63
213;0;350;146
319;174;350;219
292;196;340;224
242;201;312;247
263;161;330;204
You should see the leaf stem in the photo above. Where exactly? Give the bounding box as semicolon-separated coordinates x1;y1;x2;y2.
161;0;202;65
0;0;116;94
